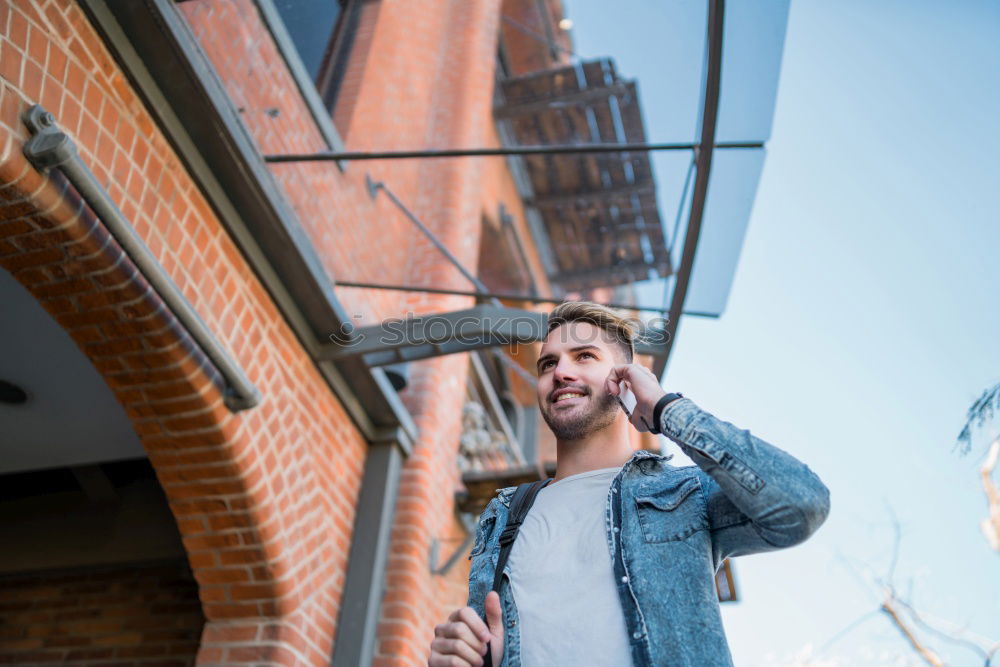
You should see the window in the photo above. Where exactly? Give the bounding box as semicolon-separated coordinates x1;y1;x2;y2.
273;0;360;110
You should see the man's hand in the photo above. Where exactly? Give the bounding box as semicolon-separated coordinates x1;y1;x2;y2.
606;363;667;433
429;591;504;666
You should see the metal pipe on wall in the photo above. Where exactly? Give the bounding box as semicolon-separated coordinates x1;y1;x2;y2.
21;104;261;412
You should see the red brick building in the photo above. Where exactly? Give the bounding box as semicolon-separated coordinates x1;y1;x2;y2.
0;0;774;664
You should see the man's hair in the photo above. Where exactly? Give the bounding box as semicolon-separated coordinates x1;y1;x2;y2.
546;301;639;363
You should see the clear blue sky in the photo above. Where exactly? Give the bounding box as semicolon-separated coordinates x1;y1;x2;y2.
567;0;1000;664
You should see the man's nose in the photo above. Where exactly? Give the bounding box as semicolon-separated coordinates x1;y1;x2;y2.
553;359;578;384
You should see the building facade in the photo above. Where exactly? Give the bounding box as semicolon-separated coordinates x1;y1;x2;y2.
0;0;754;664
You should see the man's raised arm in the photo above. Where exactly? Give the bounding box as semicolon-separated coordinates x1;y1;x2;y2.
606;364;830;561
659;397;830;560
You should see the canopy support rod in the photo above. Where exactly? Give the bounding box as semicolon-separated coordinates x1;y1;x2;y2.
365;175;491;295
264;141;762;163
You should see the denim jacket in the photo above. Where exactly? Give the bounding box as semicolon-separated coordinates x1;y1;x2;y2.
467;398;830;666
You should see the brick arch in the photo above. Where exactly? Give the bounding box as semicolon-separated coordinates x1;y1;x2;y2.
0;96;283;624
0;68;362;665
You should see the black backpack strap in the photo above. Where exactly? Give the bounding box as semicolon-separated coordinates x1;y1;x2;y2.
491;479;547;591
484;478;548;666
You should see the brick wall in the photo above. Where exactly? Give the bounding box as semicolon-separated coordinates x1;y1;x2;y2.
0;560;203;665
0;0;371;663
499;0;572;77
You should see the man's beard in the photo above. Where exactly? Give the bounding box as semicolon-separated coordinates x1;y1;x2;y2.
540;389;619;441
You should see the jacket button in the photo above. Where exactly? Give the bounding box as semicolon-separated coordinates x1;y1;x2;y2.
613;526;620;533
620;576;628;583
632;631;642;640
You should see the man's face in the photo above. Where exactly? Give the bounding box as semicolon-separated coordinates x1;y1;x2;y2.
536;321;624;441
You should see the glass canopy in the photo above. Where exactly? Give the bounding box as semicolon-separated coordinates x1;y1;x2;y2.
265;0;791;368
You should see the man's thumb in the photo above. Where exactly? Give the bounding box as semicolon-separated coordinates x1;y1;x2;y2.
484;591;503;636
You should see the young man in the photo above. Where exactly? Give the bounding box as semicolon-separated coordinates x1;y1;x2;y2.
428;302;830;666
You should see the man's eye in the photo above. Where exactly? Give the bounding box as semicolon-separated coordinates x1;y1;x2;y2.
540;360;555;370
578;352;594;360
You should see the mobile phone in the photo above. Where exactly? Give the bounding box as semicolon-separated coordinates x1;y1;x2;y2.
617;380;654;432
616;381;637;417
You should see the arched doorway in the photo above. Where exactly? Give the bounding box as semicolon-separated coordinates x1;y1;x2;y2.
0;262;204;662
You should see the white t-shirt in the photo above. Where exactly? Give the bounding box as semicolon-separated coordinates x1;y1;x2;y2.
507;467;632;666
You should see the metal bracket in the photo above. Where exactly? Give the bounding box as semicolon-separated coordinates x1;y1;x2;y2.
22;105;77;171
429;514;477;576
365;172;382;200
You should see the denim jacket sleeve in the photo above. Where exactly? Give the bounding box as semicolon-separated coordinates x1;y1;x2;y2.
658;398;831;563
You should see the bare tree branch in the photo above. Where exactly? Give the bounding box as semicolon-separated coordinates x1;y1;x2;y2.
840;512;1000;666
880;588;945;667
895;596;993;664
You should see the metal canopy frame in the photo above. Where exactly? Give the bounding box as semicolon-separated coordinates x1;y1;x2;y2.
655;0;726;377
318;302;670;367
